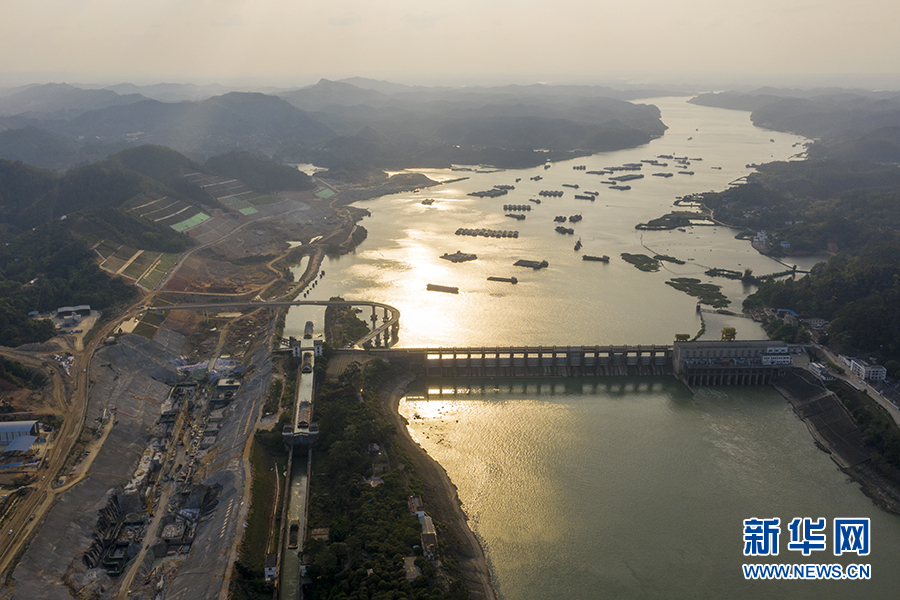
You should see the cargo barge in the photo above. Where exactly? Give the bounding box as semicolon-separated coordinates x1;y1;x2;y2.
427;284;459;294
514;259;549;270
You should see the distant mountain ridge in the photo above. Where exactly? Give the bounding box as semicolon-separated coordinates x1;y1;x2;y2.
0;82;147;118
0;79;668;171
690;89;900;142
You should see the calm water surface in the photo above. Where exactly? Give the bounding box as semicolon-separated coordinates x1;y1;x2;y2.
399;381;900;600
286;98;900;598
288;97;817;346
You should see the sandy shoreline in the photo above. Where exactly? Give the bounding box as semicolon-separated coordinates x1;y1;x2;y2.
379;374;499;600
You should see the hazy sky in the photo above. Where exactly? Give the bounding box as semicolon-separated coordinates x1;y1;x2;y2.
3;0;899;87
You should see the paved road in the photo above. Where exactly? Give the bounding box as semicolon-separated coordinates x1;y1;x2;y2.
810;343;900;426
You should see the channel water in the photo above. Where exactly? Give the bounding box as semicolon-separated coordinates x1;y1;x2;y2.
286;97;900;598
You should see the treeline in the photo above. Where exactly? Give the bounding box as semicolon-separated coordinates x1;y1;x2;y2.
0;155;192;245
304;359;470;600
701;160;900;255
325;297;372;347
830;380;900;470
0;357;47;389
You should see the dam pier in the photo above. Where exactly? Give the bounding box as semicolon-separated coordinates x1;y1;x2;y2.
371;340;793;385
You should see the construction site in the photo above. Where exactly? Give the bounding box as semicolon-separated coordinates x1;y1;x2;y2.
0;163;424;599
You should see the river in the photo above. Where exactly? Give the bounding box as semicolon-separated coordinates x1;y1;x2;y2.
286;97;900;598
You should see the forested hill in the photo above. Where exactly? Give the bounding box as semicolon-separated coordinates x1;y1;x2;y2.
689;89;900;144
0;145;316;347
698;155;900;371
0;81;667;171
0;222;138;347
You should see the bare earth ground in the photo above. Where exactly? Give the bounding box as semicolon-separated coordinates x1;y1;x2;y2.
380;374;498;600
164;253;272;294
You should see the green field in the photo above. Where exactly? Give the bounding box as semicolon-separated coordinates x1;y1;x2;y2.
156;253;178;272
100;256;128;273
137;270;163;289
121;251;161;280
140;311;168;328
171;212;210;232
137;253;178;289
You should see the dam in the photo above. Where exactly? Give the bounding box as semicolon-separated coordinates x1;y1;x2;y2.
370;340;793;384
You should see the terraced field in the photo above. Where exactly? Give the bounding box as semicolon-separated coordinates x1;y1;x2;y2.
137;253;178;289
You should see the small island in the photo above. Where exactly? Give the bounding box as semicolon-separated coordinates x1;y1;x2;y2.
441;251;477;263
620;253;660;272
665;277;730;307
636;211;713;230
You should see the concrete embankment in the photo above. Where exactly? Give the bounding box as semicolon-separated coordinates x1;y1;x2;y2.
774;370;871;468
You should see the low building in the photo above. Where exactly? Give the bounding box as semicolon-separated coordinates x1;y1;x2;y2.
850;359;887;381
421;515;438;560
775;309;800;327
55;305;91;317
264;554;278;582
809;362;834;381
408;495;426;519
2;435;37;454
0;421;39;445
762;354;793;366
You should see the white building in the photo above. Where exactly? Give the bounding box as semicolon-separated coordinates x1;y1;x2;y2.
809;362;834;381
850;359;887;381
762;354;793;366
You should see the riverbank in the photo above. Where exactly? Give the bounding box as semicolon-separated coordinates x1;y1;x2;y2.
774;370;900;515
379;373;498;600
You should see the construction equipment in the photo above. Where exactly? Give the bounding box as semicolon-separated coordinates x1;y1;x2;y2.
132;395;159;405
144;488;154;517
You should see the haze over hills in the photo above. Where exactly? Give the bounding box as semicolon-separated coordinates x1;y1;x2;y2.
0;79;669;171
0;83;147;118
691;89;900;141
